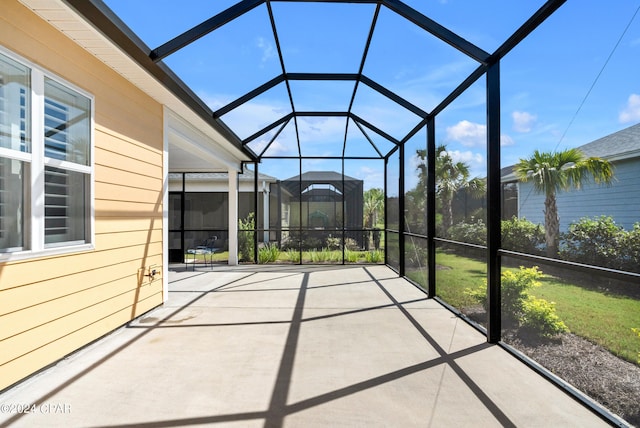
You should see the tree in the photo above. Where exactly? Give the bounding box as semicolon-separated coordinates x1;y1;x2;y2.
416;145;485;235
238;213;255;262
363;188;384;228
514;148;614;257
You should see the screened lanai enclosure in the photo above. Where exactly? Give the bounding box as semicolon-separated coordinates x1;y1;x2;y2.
74;0;640;424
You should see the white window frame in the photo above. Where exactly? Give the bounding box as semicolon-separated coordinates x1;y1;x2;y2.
0;45;94;261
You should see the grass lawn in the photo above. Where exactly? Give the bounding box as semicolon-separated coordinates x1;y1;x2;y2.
535;276;640;363
433;252;487;310
426;251;640;364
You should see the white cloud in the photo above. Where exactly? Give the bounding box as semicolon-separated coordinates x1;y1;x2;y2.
199;95;289;140
445;149;486;177
248;137;290;156
409;152;423;172
256;37;276;65
199;93;232;111
619;93;640;123
358;166;384;190
446;149;484;167
446;120;514;148
446;120;486;147
297;116;346;142
500;134;515;146
512;111;537;133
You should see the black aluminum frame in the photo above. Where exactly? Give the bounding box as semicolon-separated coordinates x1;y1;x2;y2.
65;0;640;424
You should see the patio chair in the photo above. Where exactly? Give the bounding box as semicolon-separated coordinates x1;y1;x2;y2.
186;236;219;270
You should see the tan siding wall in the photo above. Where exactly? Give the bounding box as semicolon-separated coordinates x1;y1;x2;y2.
0;1;165;390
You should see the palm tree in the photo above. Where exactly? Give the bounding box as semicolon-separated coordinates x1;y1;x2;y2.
514;148;614;257
416;145;485;235
437;145;486;234
363;188;384;228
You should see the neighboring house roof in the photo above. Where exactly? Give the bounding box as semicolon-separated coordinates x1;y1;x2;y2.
577;122;640;161
169;170;277;183
283;171;361;183
502;122;640;181
238;168;278;182
279;171;363;200
501;165;516;181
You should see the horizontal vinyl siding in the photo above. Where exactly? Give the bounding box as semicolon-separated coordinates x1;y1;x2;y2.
0;1;165;391
0;242;163;294
518;158;640;232
0;289;160;390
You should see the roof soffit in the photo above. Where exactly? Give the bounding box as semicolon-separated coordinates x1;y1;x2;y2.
19;0;251;166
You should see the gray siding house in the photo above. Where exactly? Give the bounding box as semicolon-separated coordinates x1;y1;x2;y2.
503;123;640;232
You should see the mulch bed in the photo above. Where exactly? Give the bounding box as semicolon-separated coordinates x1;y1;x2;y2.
504;331;640;427
463;306;640;426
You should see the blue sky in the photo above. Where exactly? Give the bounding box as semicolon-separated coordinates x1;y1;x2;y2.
104;1;640;190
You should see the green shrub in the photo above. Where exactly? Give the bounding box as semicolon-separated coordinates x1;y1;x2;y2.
238;213;255;262
561;216;624;269
258;244;280;264
633;328;640;360
500;267;543;324
501;217;545;254
521;297;568;337
448;219;486;245
466;266;567;337
633;328;640;364
466;268;532;325
631;328;640;364
344;237;360;251
365;250;383;263
345;249;358;263
287;248;301;263
329;250;342;262
326;236;341;250
620;224;640;273
308;248;332;263
448;217;546;254
302;236;323;250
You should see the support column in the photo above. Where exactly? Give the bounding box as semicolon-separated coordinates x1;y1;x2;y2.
228;169;239;266
253;163;258;263
383;158;388;266
162;108;170;303
399;139;405;277
426;117;436;298
263;182;270;244
486;60;502;343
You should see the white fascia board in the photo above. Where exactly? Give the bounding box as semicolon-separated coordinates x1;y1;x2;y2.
166;108;242;171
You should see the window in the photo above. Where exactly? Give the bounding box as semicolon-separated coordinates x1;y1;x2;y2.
0;48;93;257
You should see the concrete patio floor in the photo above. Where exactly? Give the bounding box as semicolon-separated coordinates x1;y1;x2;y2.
0;264;609;427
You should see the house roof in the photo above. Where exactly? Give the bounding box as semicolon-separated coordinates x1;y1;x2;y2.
283;171;361;183
502;122;640;180
577;122;640;161
279;171;363;199
169;169;277;183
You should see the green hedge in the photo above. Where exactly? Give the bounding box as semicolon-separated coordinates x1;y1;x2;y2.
561;216;640;273
446;217;545;254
